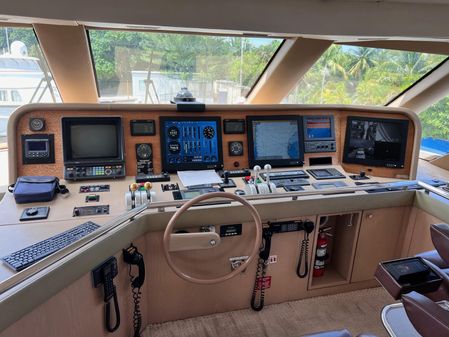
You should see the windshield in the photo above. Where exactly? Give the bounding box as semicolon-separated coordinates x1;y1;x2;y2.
420;95;449;155
0;27;61;145
284;44;446;105
88;29;283;104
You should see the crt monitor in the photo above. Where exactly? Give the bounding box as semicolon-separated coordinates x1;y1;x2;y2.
62;117;124;164
343;116;409;168
160;116;223;172
247;116;304;167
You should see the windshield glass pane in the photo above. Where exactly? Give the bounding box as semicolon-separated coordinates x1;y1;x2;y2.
420;96;449;155
284;44;446;105
1;26;61;186
88;29;282;104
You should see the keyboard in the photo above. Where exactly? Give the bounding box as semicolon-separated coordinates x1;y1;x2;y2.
2;221;100;272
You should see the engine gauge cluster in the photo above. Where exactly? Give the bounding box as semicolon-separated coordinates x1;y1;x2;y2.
160;117;223;172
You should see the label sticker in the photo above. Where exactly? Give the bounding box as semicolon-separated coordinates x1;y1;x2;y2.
255;276;272;290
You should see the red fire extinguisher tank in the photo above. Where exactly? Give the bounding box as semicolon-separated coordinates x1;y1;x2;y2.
313;227;332;277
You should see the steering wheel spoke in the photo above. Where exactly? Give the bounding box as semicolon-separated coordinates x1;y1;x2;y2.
163;192;262;284
169;232;221;252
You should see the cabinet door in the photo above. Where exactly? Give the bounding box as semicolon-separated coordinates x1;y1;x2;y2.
351;207;406;283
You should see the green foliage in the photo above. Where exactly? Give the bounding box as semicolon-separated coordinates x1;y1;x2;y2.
288;45;446;106
88;30;282;94
0;27;40;57
420;97;449;140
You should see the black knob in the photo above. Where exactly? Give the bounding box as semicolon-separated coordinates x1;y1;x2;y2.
360;171;366;178
223;171;230;184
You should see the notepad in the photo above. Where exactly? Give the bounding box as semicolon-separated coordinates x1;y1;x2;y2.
177;170;222;187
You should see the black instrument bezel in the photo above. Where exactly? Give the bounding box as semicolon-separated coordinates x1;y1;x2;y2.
130;119;156;136
342;116;409;168
223;119;245;134
61;117;124;165
160;116;224;172
247;115;304;168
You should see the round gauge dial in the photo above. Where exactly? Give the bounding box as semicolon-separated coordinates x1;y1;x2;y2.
168;141;181;154
136;143;152;160
203;126;215;139
29;118;45;131
229;141;244;156
168;126;180;139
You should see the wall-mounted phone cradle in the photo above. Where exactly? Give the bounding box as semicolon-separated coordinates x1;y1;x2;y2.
92;256;121;333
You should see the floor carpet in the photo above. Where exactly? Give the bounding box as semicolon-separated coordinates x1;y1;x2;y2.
144;287;393;337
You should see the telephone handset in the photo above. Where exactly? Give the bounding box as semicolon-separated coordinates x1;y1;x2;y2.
123;244;145;288
123;244;145;337
296;220;315;278
92;257;121;333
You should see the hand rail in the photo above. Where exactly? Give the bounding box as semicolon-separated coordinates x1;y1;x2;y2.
418;181;449;201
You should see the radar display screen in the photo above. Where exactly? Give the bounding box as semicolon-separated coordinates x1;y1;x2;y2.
247;116;303;167
304;116;334;140
343;116;409;168
160;117;223;172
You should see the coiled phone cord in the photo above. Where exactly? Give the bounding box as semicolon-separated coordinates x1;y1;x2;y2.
296;231;310;278
128;265;143;337
251;228;272;311
251;258;268;311
105;288;121;333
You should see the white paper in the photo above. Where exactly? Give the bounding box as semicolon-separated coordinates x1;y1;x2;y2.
177;170;222;187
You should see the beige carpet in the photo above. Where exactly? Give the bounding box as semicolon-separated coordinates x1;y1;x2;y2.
144;287;393;337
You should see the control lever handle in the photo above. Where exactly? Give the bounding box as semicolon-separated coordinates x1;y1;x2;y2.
264;164;272;183
223;170;230;184
253;165;261;182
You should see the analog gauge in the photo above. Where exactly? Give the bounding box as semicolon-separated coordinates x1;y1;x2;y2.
29;118;45;131
168;126;180;139
203;126;215;139
229;141;244;156
136;143;152;160
168;141;181;154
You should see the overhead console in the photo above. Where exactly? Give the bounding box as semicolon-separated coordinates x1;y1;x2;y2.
62;117;126;180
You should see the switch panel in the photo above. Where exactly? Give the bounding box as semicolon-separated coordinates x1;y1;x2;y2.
73;205;109;217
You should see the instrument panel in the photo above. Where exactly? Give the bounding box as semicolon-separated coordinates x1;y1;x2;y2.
160;117;223;172
13;105;417;182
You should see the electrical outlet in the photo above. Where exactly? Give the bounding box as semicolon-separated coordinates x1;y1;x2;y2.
268;255;278;264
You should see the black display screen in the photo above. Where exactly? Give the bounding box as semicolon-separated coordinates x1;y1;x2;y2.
224;119;245;134
27;140;48;152
247;116;303;167
343;117;409;168
62;117;124;163
131;120;155;136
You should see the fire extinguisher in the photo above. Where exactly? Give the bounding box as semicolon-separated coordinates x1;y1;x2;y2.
313;227;332;277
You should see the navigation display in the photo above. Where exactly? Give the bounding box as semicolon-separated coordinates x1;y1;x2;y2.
160;117;223;172
247;116;303;167
343;116;409;168
62;117;123;163
304;116;334;140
